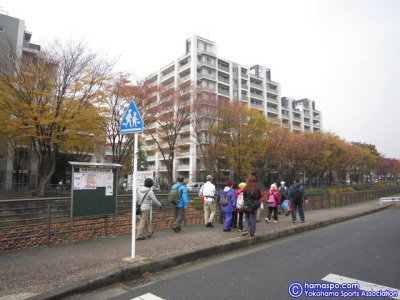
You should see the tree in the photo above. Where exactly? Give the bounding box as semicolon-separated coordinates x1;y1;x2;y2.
191;91;221;179
219;104;269;183
253;120;290;186
0;40;113;196
100;74;155;181
143;82;202;185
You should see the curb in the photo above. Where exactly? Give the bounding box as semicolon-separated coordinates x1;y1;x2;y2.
28;205;389;300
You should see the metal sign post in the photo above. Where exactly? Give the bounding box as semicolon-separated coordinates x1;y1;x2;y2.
120;100;143;259
131;133;138;258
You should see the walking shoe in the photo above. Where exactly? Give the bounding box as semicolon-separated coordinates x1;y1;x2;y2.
274;220;277;223
135;237;146;241
265;217;269;223
172;227;181;233
223;229;231;232
147;232;153;238
241;231;249;236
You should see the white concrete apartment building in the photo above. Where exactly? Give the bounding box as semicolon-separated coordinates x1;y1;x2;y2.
281;97;322;133
0;10;42;187
144;34;322;184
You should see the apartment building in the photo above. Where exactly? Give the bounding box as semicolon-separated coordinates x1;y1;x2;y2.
281;97;322;133
0;10;41;187
143;35;323;184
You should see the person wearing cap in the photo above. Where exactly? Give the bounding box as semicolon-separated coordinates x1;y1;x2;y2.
199;175;216;227
219;180;236;232
234;182;246;231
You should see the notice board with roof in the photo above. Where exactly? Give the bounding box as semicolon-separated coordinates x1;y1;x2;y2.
69;162;122;217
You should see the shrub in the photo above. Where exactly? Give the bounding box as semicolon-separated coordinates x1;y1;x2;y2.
373;183;385;189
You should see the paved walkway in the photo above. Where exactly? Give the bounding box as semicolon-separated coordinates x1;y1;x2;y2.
0;199;392;300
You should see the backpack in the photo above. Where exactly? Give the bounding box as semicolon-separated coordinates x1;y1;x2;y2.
220;192;229;206
267;192;276;207
243;189;261;213
278;186;287;200
169;185;182;205
292;185;303;204
236;192;244;209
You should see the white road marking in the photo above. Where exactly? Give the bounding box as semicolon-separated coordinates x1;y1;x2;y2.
131;293;165;300
322;273;400;299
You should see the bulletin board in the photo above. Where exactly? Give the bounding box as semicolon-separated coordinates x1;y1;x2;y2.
69;162;122;217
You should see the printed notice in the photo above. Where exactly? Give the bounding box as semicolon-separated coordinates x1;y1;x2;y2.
73;168;114;195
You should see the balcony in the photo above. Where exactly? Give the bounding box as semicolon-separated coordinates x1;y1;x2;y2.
241;94;249;101
218;88;229;96
180;74;190;82
267;86;279;95
198;71;216;81
250;91;264;100
267;97;278;104
178;57;191;72
218;64;229;73
250;100;263;110
161;72;175;83
266;106;279;113
218;76;229;84
198;56;216;68
250;81;263;91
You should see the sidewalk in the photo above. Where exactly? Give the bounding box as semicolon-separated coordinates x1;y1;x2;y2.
0;199;391;300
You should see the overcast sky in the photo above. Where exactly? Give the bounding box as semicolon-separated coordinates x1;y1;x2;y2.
1;0;399;159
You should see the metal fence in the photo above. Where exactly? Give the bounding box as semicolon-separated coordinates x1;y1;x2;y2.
1;187;399;252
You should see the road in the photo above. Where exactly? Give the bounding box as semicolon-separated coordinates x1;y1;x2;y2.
71;207;400;300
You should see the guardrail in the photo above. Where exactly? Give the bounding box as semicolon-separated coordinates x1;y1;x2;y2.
380;197;400;206
1;187;399;251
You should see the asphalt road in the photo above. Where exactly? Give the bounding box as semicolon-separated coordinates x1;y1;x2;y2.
69;207;400;300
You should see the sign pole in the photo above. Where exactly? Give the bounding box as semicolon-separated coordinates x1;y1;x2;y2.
131;133;138;259
119;100;143;260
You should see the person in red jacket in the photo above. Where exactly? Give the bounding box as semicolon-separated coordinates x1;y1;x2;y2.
233;182;246;231
265;183;281;223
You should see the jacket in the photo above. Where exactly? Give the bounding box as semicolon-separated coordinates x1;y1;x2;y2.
199;181;216;202
243;188;262;211
288;183;307;201
137;186;161;211
171;182;189;208
267;189;281;207
219;187;236;213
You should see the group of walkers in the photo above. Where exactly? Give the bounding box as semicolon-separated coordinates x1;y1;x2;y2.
134;175;307;240
198;175;308;237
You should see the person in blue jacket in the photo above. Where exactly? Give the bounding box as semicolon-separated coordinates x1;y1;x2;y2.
288;178;308;223
219;180;236;232
171;176;189;233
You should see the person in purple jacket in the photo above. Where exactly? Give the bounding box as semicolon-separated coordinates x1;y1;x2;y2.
219;180;236;232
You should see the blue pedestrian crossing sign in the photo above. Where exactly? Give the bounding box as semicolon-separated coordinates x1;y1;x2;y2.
120;101;144;134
